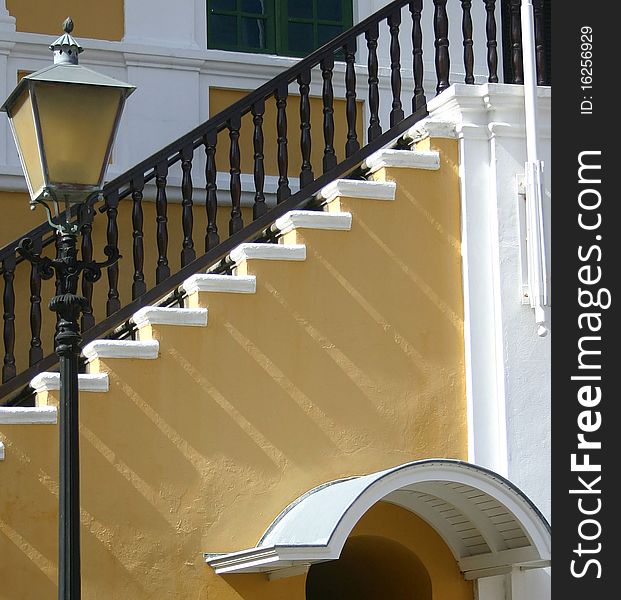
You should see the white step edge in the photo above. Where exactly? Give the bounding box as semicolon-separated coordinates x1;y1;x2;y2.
83;340;160;361
362;149;440;174
30;372;109;393
0;441;4;460
273;210;352;234
0;406;57;425
404;119;458;144
182;274;257;295
316;179;396;204
132;307;208;328
229;243;306;264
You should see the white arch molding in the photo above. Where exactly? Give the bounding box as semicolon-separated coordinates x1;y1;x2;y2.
204;460;551;581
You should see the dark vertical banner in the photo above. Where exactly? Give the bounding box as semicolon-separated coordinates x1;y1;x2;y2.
553;0;618;596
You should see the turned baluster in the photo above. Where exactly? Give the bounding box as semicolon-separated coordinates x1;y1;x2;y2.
344;39;360;157
2;254;16;382
298;69;314;187
409;0;427;112
433;0;450;94
251;100;267;219
181;145;196;267
461;0;475;84
483;0;499;83
275;83;291;203
155;161;170;284
204;130;220;250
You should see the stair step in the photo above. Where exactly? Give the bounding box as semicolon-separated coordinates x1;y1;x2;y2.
362;149;440;174
317;179;396;204
0;406;57;424
132;307;208;328
83;340;160;361
403;119;457;145
182;274;257;295
229;243;306;264
273;210;352;234
31;372;109;393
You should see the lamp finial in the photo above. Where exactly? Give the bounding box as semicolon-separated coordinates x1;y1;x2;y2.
63;17;74;34
49;17;83;65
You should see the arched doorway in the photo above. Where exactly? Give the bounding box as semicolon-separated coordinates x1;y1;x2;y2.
306;535;432;600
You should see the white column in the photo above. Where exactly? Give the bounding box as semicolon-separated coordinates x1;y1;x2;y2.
421;83;551;521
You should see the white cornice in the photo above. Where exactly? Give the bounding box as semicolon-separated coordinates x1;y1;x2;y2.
426;83;552;141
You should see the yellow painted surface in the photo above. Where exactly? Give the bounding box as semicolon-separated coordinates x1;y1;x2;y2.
209;88;365;178
7;1;124;41
0;140;467;597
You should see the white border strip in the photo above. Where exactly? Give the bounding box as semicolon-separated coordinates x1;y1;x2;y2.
274;210;352;234
83;340;160;361
317;179;396;204
0;406;58;424
363;149;440;174
229;244;306;264
132;307;208;328
182;274;257;295
30;373;109;393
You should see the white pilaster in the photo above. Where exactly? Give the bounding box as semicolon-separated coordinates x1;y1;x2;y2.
425;83;551;522
507;567;551;600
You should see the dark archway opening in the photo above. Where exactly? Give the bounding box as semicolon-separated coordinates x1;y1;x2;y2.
305;535;432;600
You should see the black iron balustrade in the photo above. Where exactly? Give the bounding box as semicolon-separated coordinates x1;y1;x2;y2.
0;0;550;403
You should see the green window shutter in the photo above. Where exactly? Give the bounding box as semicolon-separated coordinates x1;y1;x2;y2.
279;0;353;57
208;0;276;54
208;0;352;58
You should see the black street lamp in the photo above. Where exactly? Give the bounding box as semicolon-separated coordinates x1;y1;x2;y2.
1;19;135;600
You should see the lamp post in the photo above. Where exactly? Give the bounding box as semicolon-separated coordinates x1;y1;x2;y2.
1;19;135;599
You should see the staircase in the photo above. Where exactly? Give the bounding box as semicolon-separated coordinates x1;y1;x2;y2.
1;129;471;596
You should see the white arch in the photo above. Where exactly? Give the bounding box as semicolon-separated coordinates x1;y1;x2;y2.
205;460;550;580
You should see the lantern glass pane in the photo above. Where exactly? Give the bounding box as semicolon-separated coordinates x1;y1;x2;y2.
35;82;122;188
10;88;45;197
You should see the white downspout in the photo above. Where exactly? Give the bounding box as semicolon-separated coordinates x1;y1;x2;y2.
521;0;549;337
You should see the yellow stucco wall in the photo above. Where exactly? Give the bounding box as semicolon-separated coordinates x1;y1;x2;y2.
0;139;467;597
209;88;365;178
7;0;124;41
